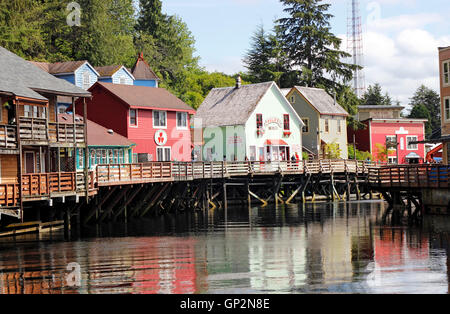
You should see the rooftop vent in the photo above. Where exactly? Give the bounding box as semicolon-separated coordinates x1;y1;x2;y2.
236;74;242;89
107;129;114;135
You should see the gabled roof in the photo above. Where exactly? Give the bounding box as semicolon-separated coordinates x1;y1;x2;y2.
95;65;135;80
0;80;48;101
358;105;404;110
292;86;349;117
90;82;195;113
195;81;303;128
58;113;135;147
195;82;274;127
130;53;160;81
29;60;100;76
0;46;91;98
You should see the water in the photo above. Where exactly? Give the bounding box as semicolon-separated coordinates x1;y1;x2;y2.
0;201;450;294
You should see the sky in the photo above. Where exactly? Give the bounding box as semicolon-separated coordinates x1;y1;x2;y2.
161;0;450;109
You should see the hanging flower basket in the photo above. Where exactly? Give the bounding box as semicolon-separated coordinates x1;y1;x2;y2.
256;129;265;137
283;131;292;137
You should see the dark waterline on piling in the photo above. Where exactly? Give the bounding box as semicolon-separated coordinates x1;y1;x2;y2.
1;201;450;294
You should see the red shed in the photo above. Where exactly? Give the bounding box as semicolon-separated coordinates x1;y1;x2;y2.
74;82;195;162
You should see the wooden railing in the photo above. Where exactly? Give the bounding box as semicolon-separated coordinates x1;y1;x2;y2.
0;125;17;149
19;117;47;141
21;172;77;197
96;163;173;185
95;160;375;186
371;165;450;189
49;122;85;144
0;184;20;207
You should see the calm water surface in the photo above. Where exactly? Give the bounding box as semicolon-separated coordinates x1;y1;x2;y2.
1;201;450;294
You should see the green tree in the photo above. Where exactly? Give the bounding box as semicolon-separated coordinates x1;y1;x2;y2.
409;103;432;138
361;83;392;106
276;0;358;91
0;0;46;60
324;142;342;159
348;146;372;161
409;85;441;139
375;143;388;162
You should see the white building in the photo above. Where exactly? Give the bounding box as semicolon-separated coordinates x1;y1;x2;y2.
194;78;304;161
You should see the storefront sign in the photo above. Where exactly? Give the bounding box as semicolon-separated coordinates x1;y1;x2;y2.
264;118;282;130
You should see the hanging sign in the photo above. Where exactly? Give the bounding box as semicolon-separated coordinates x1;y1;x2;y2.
155;130;168;146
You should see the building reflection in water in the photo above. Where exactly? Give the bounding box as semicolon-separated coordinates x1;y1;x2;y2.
1;201;450;294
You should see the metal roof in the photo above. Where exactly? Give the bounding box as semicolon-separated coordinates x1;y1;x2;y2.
130;53;160;81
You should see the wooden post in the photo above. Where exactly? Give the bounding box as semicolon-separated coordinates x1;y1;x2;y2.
15;98;24;222
83;98;89;203
223;180;228;211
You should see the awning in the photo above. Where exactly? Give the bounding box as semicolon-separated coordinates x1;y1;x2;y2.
265;139;288;146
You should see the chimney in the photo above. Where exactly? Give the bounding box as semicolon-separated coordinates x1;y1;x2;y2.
236;74;242;89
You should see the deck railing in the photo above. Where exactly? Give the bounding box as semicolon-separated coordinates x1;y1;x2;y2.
96;159;375;186
0;125;18;149
48;122;85;144
19;117;47;141
21;172;78;197
370;165;450;189
0;184;20;207
96;163;173;185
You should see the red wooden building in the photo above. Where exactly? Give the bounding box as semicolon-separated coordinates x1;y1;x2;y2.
348;105;427;164
74;82;195;162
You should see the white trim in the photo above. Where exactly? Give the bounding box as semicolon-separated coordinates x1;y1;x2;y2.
156;146;171;162
406;136;418;151
444;96;450;122
129;108;138;128
176;111;188;130
443;60;450;87
152;110;167;129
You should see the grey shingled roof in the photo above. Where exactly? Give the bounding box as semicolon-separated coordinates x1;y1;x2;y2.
0;80;47;101
0;46;91;100
294;86;349;116
195;82;274;127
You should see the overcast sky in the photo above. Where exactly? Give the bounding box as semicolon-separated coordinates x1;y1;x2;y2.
162;0;450;107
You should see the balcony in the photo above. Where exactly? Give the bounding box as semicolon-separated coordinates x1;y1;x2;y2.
49;122;85;145
0;125;18;149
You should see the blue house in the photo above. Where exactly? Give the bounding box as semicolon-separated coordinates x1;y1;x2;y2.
30;60;99;113
130;53;160;88
95;65;135;85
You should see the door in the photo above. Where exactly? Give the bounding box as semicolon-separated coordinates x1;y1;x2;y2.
25;152;35;174
157;147;171;162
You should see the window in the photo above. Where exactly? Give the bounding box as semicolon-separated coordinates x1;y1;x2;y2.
445;97;450;121
256;114;263;129
386;136;396;143
157;147;171;161
90;149;96;166
289;96;295;104
120;76;127;85
77;149;85;169
388;157;397;164
153;110;167;128
337;119;342;134
407;136;418;150
24;105;32;118
283;114;290;131
58;105;67;114
302;118;309;133
325;119;329;133
83;72;91;90
177;112;188;129
130;109;137;126
444;60;449;86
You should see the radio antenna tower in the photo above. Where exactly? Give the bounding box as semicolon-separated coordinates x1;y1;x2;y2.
347;0;366;98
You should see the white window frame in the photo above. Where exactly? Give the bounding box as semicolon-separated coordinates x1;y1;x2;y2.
445;97;450;122
119;76;127;85
157;146;171;162
324;119;329;133
153;110;167;129
386;135;396;143
83;71;91;90
443;60;450;87
337;119;342;134
176;112;188;130
129;109;138;127
406;136;418;151
388;157;397;164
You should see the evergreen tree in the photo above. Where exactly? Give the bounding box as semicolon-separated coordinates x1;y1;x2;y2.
361;83;392;106
136;0;163;35
408;103;432;138
409;85;441;139
276;0;358;90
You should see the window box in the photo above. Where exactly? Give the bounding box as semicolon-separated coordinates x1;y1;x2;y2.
283;131;292;137
256;129;264;137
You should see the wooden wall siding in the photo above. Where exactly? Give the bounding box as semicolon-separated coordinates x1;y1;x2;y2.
1;154;18;184
1;105;8;125
49;96;56;123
